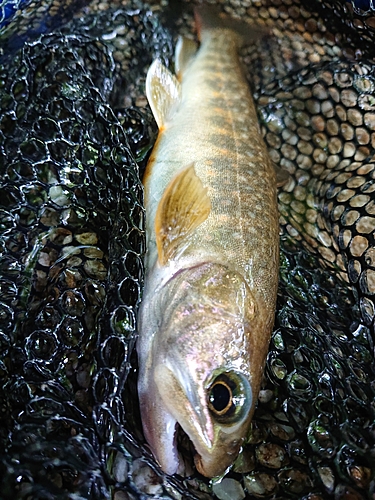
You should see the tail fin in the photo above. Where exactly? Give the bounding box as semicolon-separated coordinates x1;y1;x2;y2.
194;4;270;47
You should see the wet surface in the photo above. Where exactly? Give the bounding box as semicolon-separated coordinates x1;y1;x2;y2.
0;0;375;498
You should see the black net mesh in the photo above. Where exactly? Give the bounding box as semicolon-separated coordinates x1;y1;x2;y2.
0;0;374;499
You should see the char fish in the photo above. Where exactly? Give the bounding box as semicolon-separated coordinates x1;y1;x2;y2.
137;6;279;478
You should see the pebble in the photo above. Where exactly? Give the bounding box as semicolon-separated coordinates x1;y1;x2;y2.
132;459;163;496
258;389;274;404
112;452;129;483
317;466;335;493
244;472;278;496
255;442;288;468
113;491;135;500
233;446;255;473
75;231;98;245
212;478;245;500
270;423;296;441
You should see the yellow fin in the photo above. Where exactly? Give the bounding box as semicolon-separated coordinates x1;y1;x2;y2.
175;36;198;80
155;164;211;265
145;59;181;129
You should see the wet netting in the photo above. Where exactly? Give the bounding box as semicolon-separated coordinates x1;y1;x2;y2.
0;0;374;499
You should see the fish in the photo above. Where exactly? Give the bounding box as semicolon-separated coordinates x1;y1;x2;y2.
137;5;279;478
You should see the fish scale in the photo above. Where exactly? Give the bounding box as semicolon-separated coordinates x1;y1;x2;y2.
144;30;278;308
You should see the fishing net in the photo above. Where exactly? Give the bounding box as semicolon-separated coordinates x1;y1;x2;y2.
0;0;374;499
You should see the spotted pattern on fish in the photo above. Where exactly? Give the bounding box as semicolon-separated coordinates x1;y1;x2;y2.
138;14;281;476
144;31;278;310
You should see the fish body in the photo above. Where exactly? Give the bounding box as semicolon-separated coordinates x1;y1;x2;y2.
137;8;279;478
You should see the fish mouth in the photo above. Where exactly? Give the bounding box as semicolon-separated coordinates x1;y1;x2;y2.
163;420;190;476
144;410;180;476
146;415;196;477
171;420;241;478
139;361;214;477
154;364;241;478
163;419;224;478
174;423;200;475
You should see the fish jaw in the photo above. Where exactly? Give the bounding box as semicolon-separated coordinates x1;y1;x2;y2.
138;366;180;476
138;360;216;476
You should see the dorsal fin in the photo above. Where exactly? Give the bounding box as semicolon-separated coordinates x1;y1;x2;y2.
155;164;211;265
145;59;181;129
175;36;198;80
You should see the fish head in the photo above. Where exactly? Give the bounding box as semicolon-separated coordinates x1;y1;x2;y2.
138;262;272;477
153;361;253;478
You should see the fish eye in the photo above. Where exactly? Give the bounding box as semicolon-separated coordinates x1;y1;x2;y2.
209;379;233;416
207;371;252;424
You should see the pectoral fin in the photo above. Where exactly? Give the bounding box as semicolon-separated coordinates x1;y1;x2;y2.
175;36;198;79
146;59;181;129
155;164;211;265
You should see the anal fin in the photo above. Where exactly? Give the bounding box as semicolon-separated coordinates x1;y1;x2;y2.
155;164;211;265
